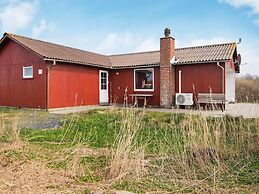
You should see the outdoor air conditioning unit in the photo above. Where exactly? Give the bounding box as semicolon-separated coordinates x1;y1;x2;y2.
176;93;193;106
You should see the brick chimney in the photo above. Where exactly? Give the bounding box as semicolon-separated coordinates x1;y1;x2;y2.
160;28;175;107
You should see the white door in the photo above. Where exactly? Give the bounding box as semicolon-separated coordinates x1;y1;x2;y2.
99;70;109;104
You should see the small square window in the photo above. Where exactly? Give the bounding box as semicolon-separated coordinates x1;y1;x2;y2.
23;66;33;79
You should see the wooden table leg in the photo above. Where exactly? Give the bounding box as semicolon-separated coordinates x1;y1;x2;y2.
144;96;147;108
146;97;151;108
134;96;138;107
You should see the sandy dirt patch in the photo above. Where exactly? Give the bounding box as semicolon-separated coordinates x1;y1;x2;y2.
0;158;78;194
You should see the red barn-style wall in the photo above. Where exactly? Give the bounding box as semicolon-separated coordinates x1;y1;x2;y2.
0;39;47;108
48;63;103;108
109;67;160;106
175;62;225;102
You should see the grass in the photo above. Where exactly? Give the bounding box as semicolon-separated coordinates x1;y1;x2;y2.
0;108;258;193
236;74;259;103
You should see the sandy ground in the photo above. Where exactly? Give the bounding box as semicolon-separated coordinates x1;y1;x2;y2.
0;143;133;194
0;160;75;194
0;142;78;194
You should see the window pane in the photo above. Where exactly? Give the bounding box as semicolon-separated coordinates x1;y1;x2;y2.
23;66;33;78
101;84;107;90
101;72;107;79
101;78;107;84
135;69;153;90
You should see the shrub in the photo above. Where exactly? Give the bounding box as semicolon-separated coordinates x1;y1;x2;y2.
236;74;259;103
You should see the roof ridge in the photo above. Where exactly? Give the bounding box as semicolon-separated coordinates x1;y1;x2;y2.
4;33;236;57
109;50;160;57
108;43;236;57
175;42;237;51
5;32;108;58
2;33;237;68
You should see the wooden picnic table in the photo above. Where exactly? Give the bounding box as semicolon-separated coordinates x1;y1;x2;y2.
129;94;153;108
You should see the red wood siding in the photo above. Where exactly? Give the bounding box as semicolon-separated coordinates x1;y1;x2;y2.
0;39;47;108
175;62;225;101
48;63;101;108
109;67;160;106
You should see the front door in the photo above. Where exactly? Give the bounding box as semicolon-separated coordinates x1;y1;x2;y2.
99;70;109;104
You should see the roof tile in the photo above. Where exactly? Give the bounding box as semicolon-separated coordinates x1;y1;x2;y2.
1;33;236;68
4;33;111;68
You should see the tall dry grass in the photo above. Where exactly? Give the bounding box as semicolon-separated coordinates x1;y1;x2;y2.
0;111;5;137
236;74;259;102
0;111;22;144
107;109;146;182
104;109;258;192
152;115;256;178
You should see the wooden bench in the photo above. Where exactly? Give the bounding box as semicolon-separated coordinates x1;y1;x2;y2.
197;93;226;111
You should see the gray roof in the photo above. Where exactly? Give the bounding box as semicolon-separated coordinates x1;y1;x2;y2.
109;51;160;68
175;43;237;64
1;33;237;69
109;43;237;68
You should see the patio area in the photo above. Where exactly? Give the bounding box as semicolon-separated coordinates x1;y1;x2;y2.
49;103;259;118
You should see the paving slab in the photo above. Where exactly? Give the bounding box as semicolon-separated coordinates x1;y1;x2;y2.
225;103;259;118
49;105;111;114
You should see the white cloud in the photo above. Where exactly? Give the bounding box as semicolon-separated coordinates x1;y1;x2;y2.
135;38;159;52
0;0;38;32
219;0;259;25
177;37;232;48
32;20;56;38
180;37;234;48
97;32;133;54
219;0;259;14
190;37;232;46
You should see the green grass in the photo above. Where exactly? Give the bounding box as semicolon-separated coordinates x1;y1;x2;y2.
20;110;258;156
1;108;258;193
20;110;121;147
20;110;189;153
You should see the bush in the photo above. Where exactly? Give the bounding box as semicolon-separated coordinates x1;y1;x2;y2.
236;74;259;103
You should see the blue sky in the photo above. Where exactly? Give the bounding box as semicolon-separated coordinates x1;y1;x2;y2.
0;0;259;75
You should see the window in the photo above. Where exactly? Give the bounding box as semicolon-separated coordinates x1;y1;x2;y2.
134;68;154;91
23;66;33;79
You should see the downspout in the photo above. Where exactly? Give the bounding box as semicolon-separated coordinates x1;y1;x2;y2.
216;62;224;94
179;70;182;93
45;59;56;110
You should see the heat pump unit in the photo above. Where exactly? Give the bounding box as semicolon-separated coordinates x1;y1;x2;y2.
176;93;193;106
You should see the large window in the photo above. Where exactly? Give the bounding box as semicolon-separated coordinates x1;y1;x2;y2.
23;66;33;79
134;68;154;91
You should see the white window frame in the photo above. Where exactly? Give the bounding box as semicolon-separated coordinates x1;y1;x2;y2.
23;66;33;79
134;68;154;92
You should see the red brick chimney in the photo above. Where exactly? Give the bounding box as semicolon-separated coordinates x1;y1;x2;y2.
160;28;175;107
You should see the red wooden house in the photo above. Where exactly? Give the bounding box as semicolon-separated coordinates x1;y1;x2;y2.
0;28;240;109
